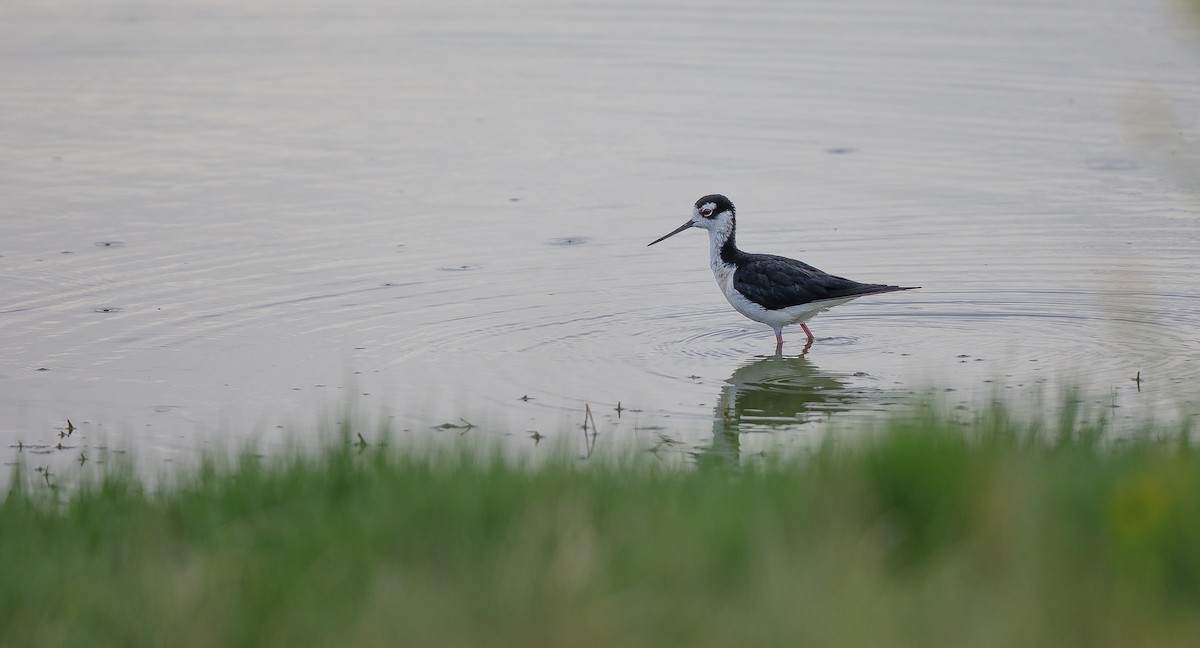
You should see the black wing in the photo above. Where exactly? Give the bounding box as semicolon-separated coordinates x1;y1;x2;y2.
732;254;913;311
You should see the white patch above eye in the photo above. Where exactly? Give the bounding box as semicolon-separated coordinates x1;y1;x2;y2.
699;202;716;217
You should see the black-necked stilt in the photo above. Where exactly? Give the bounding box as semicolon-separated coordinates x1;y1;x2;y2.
648;194;918;351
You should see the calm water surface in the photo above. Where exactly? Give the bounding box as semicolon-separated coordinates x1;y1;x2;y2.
3;0;1199;477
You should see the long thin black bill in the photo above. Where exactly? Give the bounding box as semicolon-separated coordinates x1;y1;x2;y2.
647;220;695;246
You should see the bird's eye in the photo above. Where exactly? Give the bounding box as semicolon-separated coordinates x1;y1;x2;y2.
700;207;714;217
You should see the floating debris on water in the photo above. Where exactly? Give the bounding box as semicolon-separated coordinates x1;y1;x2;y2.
434;418;475;432
548;236;590;246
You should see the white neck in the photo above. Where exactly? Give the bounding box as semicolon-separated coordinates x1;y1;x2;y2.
708;217;736;271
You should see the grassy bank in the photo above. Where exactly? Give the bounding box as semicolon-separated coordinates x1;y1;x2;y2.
2;406;1199;647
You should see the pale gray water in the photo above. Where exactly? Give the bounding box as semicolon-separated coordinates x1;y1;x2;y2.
3;0;1199;477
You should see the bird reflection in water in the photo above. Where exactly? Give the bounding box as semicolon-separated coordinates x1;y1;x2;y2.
695;347;863;468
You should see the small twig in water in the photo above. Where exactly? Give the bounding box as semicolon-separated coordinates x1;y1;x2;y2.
583;404;599;434
66;419;75;435
582;404;599;458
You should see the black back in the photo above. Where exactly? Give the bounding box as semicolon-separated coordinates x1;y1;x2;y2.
730;251;913;310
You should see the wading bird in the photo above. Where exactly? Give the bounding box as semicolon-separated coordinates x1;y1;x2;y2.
648;194;918;351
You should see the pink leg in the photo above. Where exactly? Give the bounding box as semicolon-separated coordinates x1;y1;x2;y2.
774;328;784;351
801;323;815;342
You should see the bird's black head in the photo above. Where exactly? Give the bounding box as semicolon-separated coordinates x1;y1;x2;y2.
694;194;735;220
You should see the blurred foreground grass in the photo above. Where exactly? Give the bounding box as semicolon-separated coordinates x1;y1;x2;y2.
3;404;1199;647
